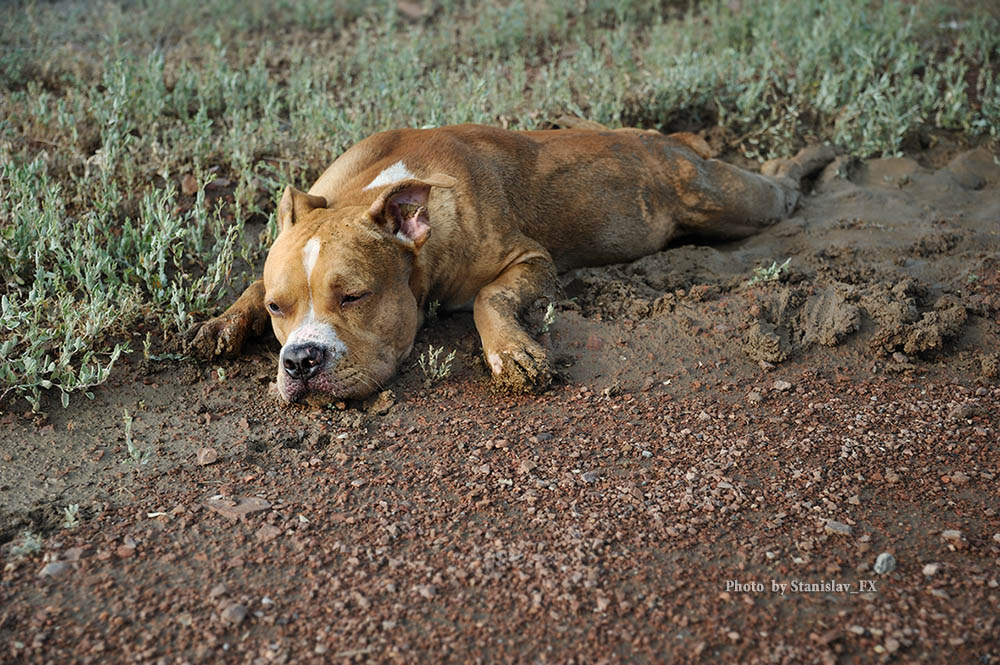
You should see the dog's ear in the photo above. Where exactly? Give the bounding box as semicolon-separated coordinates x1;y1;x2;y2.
277;186;327;233
367;174;456;251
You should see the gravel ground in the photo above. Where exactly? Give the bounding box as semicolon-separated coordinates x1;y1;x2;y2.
2;372;998;664
2;146;999;663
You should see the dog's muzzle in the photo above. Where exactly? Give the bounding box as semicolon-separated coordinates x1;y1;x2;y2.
281;343;327;381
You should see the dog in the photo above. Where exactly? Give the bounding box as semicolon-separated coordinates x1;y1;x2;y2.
187;121;833;403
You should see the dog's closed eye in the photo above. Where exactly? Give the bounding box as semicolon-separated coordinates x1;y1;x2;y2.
340;292;372;307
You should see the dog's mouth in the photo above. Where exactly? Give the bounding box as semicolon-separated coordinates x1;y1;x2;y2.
276;366;382;404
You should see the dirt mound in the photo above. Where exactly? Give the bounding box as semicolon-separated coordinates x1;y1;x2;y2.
554;147;997;371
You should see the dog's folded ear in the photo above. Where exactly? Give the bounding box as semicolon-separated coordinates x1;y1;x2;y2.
277;186;328;233
366;174;456;250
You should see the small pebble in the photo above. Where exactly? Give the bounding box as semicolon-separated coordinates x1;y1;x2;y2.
922;563;940;576
196;447;219;466
255;524;282;543
37;561;71;579
220;603;248;626
746;391;763;404
941;529;963;543
773;380;792;392
873;552;896;575
824;520;852;536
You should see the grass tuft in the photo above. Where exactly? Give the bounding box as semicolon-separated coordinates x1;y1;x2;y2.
418;345;457;383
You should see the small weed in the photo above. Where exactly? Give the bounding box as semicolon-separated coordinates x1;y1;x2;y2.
122;409;151;467
9;531;43;559
426;299;441;321
418;345;456;383
747;258;792;287
967;273;979;283
61;504;81;529
541;302;557;333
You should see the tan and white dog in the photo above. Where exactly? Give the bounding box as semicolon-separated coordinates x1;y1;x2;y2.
188;122;832;403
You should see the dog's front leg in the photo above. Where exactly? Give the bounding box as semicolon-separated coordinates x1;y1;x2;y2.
186;279;269;358
473;244;557;393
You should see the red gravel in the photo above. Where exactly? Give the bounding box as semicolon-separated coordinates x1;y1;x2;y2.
2;372;998;664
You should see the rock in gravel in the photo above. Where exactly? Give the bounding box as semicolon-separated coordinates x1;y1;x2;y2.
581;470;602;484
948;471;969;486
204;496;271;521
824;520;852;536
196;447;219;466
746;391;763;404
38;561;72;579
209;583;228;599
255;524;282;543
941;530;964;546
63;546;89;562
773;380;792;392
413;584;437;599
873;552;896;575
922;563;940;576
220;602;248;626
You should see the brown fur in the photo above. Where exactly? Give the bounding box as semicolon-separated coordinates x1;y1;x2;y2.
188;123;833;401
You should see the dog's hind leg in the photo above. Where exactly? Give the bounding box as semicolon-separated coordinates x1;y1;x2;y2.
662;143;835;240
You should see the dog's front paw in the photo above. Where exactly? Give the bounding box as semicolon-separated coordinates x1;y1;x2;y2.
185;312;252;358
484;332;552;394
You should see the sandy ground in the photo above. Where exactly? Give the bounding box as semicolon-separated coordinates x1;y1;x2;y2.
1;143;998;664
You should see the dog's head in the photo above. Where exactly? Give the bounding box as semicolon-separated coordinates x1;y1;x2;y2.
263;175;454;404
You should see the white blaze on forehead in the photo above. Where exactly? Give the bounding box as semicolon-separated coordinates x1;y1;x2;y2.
363;160;414;190
302;236;321;282
280;235;346;362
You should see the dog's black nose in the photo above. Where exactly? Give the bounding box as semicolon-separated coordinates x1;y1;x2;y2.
282;344;326;380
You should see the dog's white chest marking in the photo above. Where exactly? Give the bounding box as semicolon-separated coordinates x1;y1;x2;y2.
363;161;414;190
283;236;345;359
